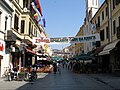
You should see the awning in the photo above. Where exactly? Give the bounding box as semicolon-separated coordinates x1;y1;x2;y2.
73;53;94;60
99;40;119;55
26;48;36;55
93;44;107;55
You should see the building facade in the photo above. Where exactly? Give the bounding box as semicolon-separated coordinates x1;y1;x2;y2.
91;0;120;72
0;0;47;77
0;0;13;77
84;0;100;53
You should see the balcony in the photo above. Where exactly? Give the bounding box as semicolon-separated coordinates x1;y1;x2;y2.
6;30;17;42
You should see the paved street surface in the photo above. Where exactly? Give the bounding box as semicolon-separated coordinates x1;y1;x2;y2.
0;68;120;90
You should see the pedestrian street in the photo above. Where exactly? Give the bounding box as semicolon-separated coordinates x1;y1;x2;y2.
14;68;116;90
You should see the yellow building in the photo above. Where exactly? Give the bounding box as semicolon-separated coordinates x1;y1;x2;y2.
74;24;84;55
91;0;120;72
5;0;47;70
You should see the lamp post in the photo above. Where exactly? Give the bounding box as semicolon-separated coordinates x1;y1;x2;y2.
20;36;28;68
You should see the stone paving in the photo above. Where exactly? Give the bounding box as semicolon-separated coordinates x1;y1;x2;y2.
0;69;120;90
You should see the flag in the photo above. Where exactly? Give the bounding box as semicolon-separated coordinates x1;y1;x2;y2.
37;19;41;22
31;2;41;17
34;13;38;19
42;18;46;27
34;0;43;16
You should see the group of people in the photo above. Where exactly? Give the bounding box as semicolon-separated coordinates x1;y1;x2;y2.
53;61;61;74
52;60;73;74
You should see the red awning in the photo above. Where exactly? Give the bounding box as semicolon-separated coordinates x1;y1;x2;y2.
94;44;107;55
26;48;36;55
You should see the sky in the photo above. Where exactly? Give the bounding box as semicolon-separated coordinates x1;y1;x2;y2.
39;0;104;50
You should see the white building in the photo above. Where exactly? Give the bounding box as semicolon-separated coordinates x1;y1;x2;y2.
84;0;100;53
0;0;13;77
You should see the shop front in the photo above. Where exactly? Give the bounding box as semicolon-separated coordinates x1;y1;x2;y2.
24;48;37;68
98;40;120;73
0;40;5;77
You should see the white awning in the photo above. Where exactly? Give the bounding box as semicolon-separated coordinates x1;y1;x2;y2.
99;40;119;55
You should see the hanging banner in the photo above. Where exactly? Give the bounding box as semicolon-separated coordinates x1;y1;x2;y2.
32;37;50;45
32;34;100;45
50;37;74;44
70;33;100;44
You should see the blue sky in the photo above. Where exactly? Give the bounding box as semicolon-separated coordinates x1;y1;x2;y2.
40;0;104;50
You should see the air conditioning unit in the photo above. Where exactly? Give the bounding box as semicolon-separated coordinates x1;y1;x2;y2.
23;7;28;12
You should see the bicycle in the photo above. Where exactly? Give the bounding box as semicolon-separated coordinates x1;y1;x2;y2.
2;67;12;81
2;67;9;77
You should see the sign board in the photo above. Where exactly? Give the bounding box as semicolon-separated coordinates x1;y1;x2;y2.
32;37;50;45
70;34;100;44
32;34;100;45
0;40;5;54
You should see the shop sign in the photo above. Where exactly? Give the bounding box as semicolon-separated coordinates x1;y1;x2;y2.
0;40;5;52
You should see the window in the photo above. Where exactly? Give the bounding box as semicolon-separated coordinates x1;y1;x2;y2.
96;0;97;5
92;0;94;5
31;25;33;36
106;26;109;39
119;16;120;27
14;14;19;31
106;7;108;16
100;30;104;41
15;0;19;3
116;0;120;6
29;22;31;35
23;0;28;8
21;20;25;33
97;16;100;27
0;14;2;29
113;20;116;34
5;16;8;30
34;28;36;36
102;11;104;20
113;0;115;9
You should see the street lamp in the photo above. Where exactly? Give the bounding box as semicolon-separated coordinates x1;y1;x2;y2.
20;36;28;68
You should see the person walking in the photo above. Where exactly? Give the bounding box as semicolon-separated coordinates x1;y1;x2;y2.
57;62;61;74
53;62;57;74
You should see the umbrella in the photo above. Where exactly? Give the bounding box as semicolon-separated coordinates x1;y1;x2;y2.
51;56;62;61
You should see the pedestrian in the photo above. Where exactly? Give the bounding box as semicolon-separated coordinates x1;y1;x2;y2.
53;62;57;74
57;62;61;74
